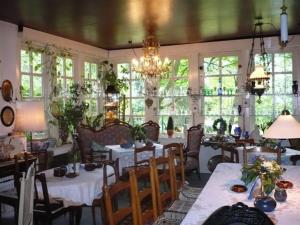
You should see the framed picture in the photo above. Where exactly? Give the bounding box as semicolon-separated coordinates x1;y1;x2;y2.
1;106;14;127
1;80;13;102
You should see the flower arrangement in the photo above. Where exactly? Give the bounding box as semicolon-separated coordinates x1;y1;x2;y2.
241;157;283;195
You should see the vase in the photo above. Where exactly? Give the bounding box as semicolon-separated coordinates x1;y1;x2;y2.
274;188;287;202
254;174;276;212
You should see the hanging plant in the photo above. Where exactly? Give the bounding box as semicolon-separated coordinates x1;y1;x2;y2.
98;60;128;92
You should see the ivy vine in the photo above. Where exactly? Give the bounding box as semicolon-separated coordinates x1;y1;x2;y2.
25;40;72;100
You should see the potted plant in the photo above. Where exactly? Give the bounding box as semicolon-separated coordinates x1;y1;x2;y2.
166;116;174;138
131;125;146;148
50;83;91;144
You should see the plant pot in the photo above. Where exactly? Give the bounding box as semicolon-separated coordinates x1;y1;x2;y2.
167;130;174;138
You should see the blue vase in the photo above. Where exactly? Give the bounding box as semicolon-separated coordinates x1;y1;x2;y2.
254;196;276;212
274;188;287;202
234;127;242;137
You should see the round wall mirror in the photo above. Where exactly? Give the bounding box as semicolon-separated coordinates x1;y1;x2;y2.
1;80;13;102
1;106;15;127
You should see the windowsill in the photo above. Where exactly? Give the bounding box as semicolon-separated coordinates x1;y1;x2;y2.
159;134;185;139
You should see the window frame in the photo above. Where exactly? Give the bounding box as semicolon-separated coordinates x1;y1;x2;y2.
20;48;45;99
158;58;191;135
251;50;295;128
199;51;242;134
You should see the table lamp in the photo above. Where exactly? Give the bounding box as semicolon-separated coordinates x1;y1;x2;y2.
263;110;300;150
14;101;47;151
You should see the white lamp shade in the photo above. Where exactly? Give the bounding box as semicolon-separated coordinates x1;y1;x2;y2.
263;115;300;139
250;65;269;80
280;12;288;44
14;101;47;132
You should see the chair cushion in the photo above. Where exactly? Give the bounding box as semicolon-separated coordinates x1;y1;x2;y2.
152;215;181;225
34;198;64;213
164;200;193;221
179;185;202;202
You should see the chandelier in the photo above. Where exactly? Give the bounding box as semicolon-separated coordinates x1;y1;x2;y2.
132;36;171;85
246;19;270;103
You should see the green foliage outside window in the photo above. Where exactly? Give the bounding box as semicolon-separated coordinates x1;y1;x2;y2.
203;56;239;134
159;59;189;134
254;53;293;131
20;50;43;98
117;63;145;125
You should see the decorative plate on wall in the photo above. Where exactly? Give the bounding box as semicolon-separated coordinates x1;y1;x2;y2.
1;106;15;127
1;80;13;102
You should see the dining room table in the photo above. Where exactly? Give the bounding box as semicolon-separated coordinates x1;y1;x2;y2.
35;164;115;207
181;163;300;225
106;143;164;174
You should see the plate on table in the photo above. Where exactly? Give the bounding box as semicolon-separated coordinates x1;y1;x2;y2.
231;184;248;193
276;180;293;189
84;163;96;171
65;172;79;178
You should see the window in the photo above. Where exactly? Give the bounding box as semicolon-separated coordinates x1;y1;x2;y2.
202;56;239;134
254;52;293;127
117;63;145;125
83;62;101;117
159;59;190;134
56;56;74;98
20;50;43;98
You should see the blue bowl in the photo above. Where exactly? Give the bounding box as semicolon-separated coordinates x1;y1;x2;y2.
120;142;133;149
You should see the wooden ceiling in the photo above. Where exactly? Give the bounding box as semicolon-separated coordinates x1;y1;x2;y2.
0;0;300;50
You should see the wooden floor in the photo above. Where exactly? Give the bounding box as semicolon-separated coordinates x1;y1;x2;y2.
2;172;210;225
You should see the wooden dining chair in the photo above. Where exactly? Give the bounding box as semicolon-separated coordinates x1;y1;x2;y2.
103;177;133;225
129;166;182;225
165;143;202;202
134;145;156;168
243;146;281;165
150;156;193;221
0;154;32;225
33;173;75;225
184;124;204;176
129;166;158;225
221;143;239;163
91;158;120;225
18;162;35;225
141;120;160;142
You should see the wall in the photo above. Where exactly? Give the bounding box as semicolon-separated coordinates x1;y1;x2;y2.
0;21;18;136
0;21;108;137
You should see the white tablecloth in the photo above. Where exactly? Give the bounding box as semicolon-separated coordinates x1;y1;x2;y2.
200;146;300;173
181;163;300;225
107;143;164;174
36;165;115;207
